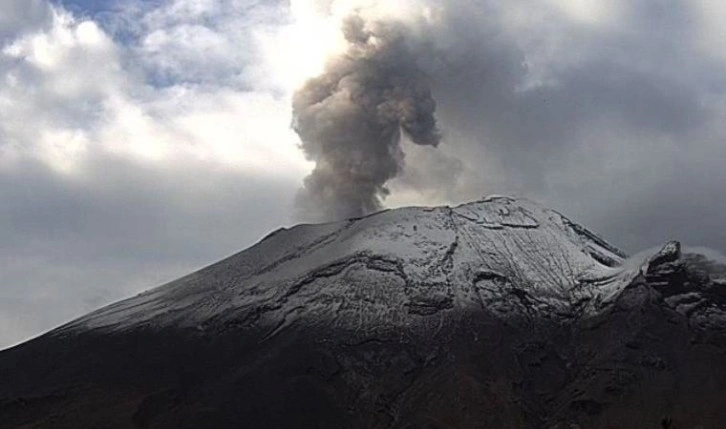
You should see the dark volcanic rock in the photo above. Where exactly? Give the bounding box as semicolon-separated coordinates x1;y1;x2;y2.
1;197;725;428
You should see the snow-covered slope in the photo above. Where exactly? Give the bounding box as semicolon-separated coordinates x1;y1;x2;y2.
5;196;726;429
57;196;636;336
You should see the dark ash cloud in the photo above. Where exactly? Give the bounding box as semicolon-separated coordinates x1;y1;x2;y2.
381;1;726;256
292;14;441;222
292;0;726;257
6;0;726;349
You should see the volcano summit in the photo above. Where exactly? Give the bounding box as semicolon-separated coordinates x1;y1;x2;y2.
1;197;725;428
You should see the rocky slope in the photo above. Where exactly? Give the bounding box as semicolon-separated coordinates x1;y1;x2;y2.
0;196;724;428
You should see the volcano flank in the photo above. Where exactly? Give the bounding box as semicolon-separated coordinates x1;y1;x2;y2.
1;197;725;428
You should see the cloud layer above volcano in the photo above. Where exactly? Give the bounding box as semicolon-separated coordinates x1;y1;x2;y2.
2;0;726;347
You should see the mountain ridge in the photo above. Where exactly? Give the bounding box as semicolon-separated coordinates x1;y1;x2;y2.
1;196;725;429
51;196;627;337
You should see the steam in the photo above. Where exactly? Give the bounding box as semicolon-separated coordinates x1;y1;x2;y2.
292;14;441;222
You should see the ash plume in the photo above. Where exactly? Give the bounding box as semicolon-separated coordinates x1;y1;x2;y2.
292;14;441;222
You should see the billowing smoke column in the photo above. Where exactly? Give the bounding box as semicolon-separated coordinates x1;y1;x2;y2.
292;14;441;222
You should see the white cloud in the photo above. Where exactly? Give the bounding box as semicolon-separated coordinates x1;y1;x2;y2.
0;0;312;348
689;0;726;63
547;0;624;26
0;1;310;177
3;0;726;350
0;8;121;173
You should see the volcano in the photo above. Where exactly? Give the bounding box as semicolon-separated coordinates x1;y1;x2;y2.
1;196;725;428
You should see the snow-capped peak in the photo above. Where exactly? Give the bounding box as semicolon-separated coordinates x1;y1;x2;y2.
56;197;638;336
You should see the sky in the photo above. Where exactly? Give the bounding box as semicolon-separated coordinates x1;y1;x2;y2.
1;0;726;348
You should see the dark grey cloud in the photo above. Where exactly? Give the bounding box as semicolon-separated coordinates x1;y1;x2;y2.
0;0;309;349
0;0;52;41
375;1;726;255
5;0;726;349
0;154;297;347
288;1;725;254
